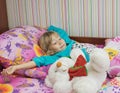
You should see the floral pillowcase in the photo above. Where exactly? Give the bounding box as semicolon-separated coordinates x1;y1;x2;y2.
104;36;120;78
0;26;50;79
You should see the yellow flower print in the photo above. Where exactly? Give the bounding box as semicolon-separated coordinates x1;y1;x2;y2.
0;84;13;93
33;44;46;56
18;34;27;40
104;48;119;60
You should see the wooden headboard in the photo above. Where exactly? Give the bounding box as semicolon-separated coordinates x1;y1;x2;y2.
70;36;107;45
0;0;9;34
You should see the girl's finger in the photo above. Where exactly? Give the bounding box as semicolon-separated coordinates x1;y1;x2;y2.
1;69;11;83
1;69;8;76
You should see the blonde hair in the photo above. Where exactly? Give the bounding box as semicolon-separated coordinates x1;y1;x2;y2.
38;31;58;55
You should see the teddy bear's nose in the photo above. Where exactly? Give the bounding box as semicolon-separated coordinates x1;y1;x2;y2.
56;62;62;67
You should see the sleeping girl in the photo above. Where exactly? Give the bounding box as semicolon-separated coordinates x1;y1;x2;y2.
1;25;90;77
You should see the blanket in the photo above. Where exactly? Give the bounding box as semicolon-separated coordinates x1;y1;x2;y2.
0;74;120;93
0;75;53;93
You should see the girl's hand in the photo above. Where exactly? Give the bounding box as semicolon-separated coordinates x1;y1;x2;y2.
1;61;36;76
1;66;16;76
1;66;16;83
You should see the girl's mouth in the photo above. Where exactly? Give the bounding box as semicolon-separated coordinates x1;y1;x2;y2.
60;44;65;49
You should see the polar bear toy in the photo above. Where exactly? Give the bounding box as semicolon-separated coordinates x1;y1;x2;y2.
45;57;75;93
45;48;110;93
71;48;110;93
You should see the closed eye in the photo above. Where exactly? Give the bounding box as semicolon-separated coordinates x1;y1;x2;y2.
53;42;57;45
59;38;62;40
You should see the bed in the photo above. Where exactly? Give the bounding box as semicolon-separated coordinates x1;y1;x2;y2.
0;25;120;93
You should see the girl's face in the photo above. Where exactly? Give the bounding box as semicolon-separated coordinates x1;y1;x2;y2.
49;34;66;52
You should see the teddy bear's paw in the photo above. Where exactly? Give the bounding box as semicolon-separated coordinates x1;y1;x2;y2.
53;81;72;93
72;77;98;93
90;48;110;72
91;48;109;63
45;76;53;88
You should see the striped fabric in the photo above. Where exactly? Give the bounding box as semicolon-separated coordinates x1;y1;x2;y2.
6;0;120;38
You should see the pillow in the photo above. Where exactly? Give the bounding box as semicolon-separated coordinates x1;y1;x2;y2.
0;25;46;68
33;44;46;56
0;26;50;79
107;53;120;78
104;36;120;51
103;36;120;78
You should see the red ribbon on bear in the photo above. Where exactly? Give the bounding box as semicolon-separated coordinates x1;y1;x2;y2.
68;55;87;80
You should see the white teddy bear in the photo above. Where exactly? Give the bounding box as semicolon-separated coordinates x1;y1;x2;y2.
45;57;74;93
45;48;110;93
71;48;110;93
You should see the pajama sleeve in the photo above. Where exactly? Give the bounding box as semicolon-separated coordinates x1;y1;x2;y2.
33;55;59;67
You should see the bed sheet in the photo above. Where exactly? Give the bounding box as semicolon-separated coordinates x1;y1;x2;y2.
0;75;53;93
98;77;120;93
0;74;120;93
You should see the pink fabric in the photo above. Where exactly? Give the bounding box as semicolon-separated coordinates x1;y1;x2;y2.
0;26;48;79
0;75;53;93
107;53;120;78
0;26;46;67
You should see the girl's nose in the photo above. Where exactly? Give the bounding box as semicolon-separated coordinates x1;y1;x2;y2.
59;40;63;45
59;41;62;44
